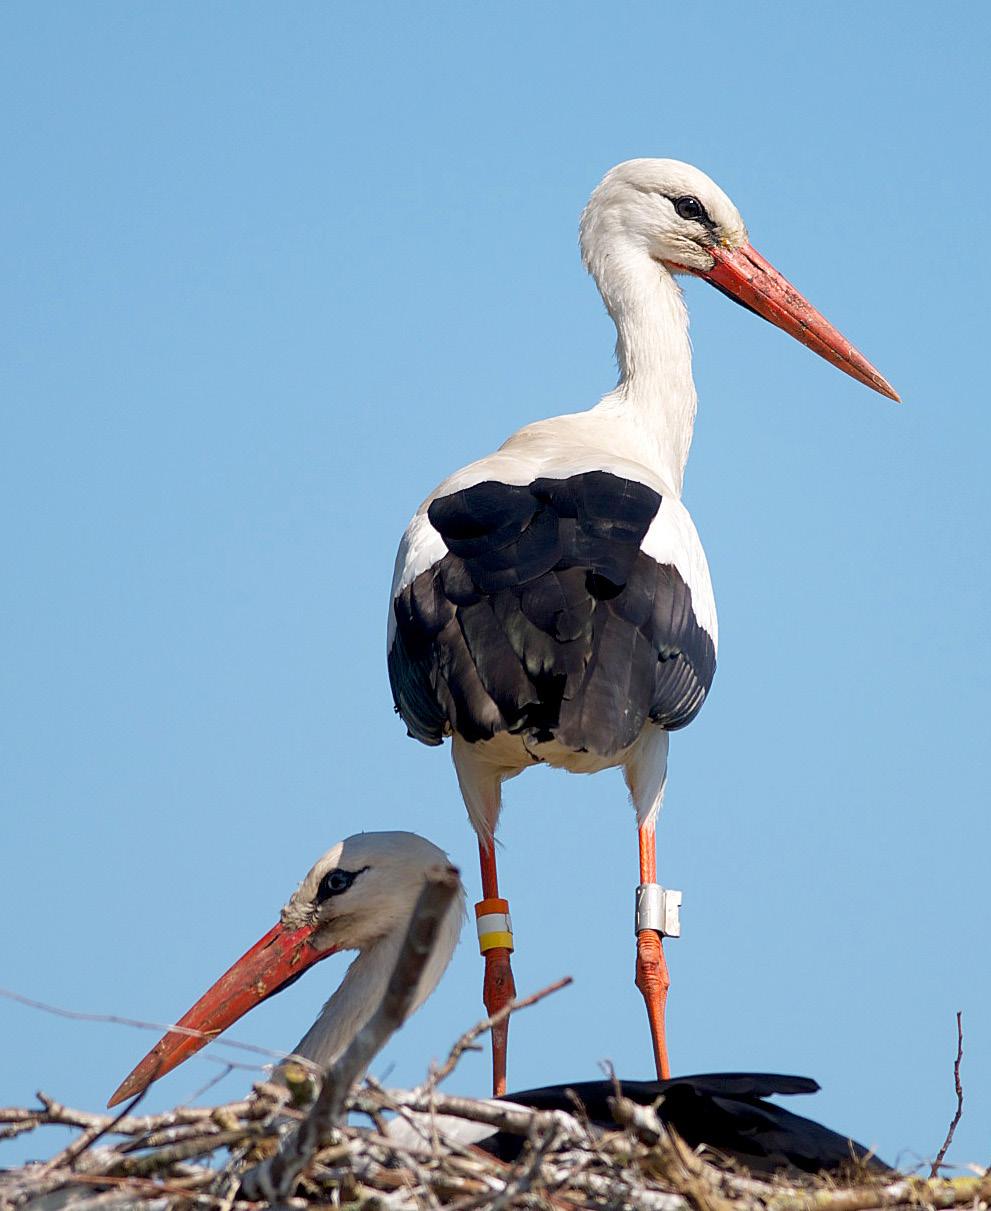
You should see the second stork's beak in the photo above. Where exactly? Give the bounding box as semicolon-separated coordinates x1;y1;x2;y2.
693;243;900;402
107;919;336;1107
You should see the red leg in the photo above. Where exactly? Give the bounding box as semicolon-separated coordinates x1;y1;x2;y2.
477;839;516;1096
636;821;671;1079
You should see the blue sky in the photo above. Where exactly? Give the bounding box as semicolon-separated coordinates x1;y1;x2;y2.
2;1;988;1172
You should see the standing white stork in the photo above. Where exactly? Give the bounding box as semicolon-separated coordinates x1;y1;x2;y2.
387;159;898;1095
108;830;888;1177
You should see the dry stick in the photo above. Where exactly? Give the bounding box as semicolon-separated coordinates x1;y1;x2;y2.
11;1169;226;1203
767;1175;991;1211
564;1168;688;1211
357;1088;586;1141
239;862;463;1202
0;1095;263;1137
118;1122;230;1153
0;1119;37;1141
486;1121;563;1211
106;1129;253;1178
333;1086;444;1211
610;1095;733;1211
360;1078;506;1172
424;975;574;1092
33;1114;127;1178
187;1062;241;1105
33;1079;155;1176
930;1010;965;1177
0;985;292;1063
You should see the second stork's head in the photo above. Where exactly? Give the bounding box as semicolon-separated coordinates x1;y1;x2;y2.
580;158;898;401
108;831;466;1107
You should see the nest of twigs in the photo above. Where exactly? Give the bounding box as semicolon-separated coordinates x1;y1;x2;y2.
3;874;982;1210
2;1079;988;1211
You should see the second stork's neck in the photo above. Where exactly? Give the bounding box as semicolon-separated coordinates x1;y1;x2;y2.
594;253;697;496
288;932;405;1070
285;900;461;1072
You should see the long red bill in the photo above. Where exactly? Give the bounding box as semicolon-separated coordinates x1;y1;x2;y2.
107;920;335;1107
695;243;899;402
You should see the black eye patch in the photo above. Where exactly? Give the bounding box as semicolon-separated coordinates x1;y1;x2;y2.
315;865;368;904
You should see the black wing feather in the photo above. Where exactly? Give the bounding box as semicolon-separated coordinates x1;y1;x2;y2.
485;1072;889;1177
389;472;716;754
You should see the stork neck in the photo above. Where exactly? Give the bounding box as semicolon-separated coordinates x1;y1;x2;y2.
284;897;461;1074
596;255;697;495
288;932;404;1071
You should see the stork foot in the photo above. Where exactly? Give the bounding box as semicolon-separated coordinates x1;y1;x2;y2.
635;928;671;1079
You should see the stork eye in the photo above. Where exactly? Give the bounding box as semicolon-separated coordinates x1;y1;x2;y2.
673;195;706;222
316;867;365;902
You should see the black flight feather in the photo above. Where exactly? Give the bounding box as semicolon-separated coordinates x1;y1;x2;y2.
390;472;716;754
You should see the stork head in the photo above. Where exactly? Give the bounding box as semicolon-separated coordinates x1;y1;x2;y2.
580;158;899;401
107;831;465;1107
581;158;747;274
281;830;464;952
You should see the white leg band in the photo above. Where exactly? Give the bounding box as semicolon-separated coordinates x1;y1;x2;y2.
476;912;512;936
636;883;682;938
475;897;514;953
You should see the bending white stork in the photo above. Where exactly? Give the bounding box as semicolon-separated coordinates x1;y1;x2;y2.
387;159;898;1094
108;831;888;1177
108;831;465;1107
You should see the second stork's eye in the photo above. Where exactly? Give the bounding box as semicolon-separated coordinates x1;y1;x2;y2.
316;867;364;902
674;195;706;222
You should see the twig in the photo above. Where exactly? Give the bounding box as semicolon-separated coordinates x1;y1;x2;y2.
765;1175;991;1211
7;1169;227;1204
357;1087;586;1141
0;1093;265;1136
0;1119;37;1141
0;985;293;1063
563;1169;687;1211
487;1120;562;1211
34;1086;149;1176
106;1129;251;1177
187;1060;240;1104
239;863;463;1202
9;1080;991;1211
118;1121;233;1153
424;975;573;1091
930;1010;965;1177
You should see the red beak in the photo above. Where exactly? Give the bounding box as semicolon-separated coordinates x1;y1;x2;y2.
107;920;337;1107
693;243;899;402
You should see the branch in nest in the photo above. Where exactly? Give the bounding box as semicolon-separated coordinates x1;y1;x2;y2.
930;1010;964;1178
422;974;573;1092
